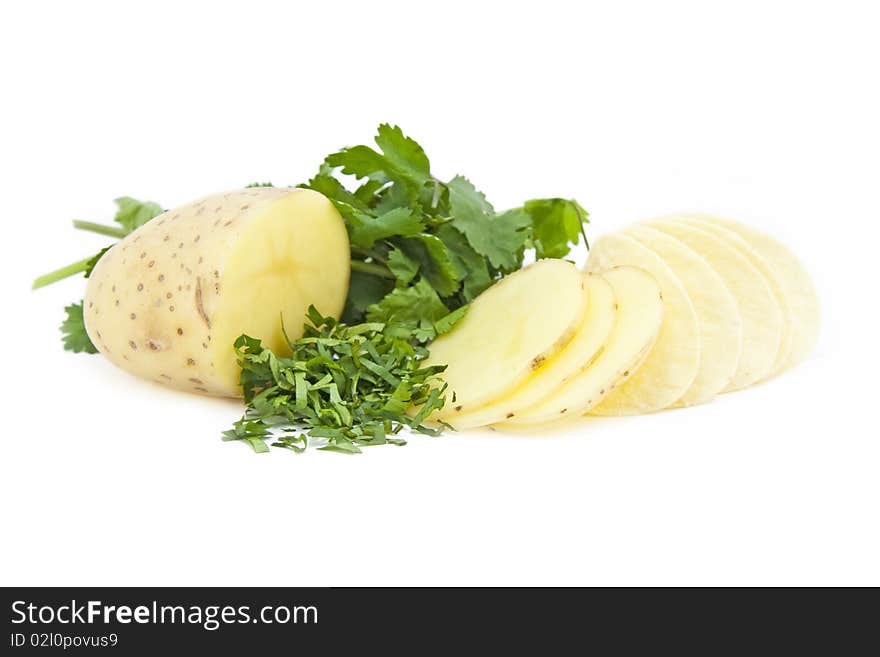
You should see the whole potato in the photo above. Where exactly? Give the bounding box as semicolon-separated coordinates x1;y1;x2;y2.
84;187;349;397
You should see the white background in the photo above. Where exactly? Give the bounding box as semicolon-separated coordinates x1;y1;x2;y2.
1;1;877;586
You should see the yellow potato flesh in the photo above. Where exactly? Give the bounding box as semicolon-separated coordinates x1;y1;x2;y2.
425;259;589;419
676;217;794;376
84;188;349;397
587;234;700;414
646;218;782;390
624;225;743;406
505;266;663;425
448;273;616;429
686;214;820;374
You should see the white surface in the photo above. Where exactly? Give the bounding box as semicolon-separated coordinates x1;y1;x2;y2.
1;0;877;586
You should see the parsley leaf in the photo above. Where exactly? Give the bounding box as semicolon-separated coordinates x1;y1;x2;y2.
112;196;164;233
523;198;590;258
60;302;98;354
447;176;531;271
349;207;425;248
366;278;450;341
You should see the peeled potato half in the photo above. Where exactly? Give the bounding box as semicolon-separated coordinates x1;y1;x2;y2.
504;266;663;425
424;259;588;420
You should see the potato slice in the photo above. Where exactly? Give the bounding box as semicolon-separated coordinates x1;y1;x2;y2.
504;266;662;425
447;273;616;429
686;214;820;373
624;225;742;405
586;234;700;414
646;218;782;389
84;188;350;397
424;259;588;419
676;216;794;376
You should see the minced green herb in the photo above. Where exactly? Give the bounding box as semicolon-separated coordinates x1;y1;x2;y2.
222;307;451;454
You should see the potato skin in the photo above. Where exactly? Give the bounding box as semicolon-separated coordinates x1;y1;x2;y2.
83;187;349;397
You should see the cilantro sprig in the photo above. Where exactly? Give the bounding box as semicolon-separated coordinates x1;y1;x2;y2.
301;124;589;338
223;307;449;454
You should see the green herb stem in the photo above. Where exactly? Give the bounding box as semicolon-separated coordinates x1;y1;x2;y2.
32;257;94;289
350;260;395;279
72;220;128;239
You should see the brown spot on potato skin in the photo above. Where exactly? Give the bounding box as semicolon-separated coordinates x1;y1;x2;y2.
506;413;515;419
560;408;567;414
195;277;211;328
189;377;204;384
623;370;630;377
177;328;184;335
454;405;462;412
129;341;137;350
130;313;136;320
137;283;144;291
147;341;161;351
187;358;196;366
531;355;546;370
158;274;165;282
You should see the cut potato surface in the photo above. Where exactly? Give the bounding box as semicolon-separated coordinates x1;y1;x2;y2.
504;266;662;425
624;225;742;405
448;273;616;429
676;216;794;375
84;188;350;397
424;259;588;419
688;214;820;373
646;218;782;390
586;234;700;414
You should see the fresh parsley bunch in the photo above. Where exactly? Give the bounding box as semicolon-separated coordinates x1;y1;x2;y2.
301;124;588;340
223;307;449;454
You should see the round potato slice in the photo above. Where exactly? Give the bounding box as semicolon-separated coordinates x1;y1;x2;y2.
425;259;589;419
504;266;663;425
646;218;782;389
676;216;794;376
625;225;743;405
586;234;700;414
687;214;820;373
448;273;617;429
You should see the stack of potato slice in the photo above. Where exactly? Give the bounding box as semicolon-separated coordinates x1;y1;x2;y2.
424;214;820;428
